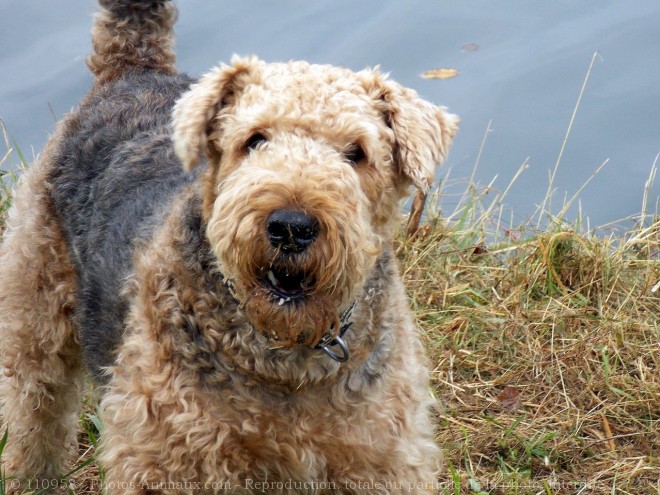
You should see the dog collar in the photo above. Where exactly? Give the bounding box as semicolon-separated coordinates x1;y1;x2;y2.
220;273;355;362
313;301;356;363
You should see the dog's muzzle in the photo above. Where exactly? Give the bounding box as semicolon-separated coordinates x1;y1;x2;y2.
262;209;319;301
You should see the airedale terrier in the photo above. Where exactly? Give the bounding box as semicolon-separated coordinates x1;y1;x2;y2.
0;0;458;493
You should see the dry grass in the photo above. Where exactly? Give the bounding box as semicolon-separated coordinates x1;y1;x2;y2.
397;179;660;494
0;121;658;494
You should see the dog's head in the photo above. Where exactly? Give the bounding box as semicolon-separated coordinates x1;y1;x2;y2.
172;56;458;347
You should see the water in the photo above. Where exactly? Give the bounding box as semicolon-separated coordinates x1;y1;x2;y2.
1;0;658;227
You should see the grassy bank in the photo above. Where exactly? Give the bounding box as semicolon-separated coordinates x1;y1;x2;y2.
398;188;659;494
0;128;658;494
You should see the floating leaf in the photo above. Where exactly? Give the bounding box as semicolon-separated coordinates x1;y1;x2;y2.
421;68;459;80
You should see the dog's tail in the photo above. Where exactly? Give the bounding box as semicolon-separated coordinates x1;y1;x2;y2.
86;0;177;84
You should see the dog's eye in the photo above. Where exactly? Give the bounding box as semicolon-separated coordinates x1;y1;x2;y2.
343;144;366;166
244;133;268;152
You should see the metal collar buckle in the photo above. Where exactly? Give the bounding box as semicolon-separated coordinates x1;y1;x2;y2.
314;301;356;363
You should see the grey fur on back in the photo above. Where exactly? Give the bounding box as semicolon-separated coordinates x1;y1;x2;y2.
42;0;197;378
48;70;199;378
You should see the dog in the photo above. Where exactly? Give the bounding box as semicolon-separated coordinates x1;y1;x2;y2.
0;0;458;493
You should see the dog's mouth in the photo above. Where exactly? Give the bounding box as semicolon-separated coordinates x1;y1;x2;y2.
262;266;315;302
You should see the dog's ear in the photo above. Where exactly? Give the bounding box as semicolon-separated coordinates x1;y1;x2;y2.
365;73;459;193
172;56;260;171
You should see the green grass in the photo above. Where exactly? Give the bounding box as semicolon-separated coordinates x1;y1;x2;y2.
0;122;26;221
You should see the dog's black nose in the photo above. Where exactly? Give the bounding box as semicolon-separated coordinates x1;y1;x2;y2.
267;210;319;253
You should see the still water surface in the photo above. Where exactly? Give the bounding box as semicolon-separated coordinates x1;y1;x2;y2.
1;0;658;227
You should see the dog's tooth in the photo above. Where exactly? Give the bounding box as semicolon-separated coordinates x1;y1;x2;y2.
268;270;280;287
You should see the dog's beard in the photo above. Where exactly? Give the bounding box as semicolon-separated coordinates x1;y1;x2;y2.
240;283;340;347
211;228;377;347
223;248;345;346
207;186;377;347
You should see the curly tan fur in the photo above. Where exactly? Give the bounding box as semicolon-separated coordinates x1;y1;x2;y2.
0;1;458;493
101;204;440;493
0;118;83;492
